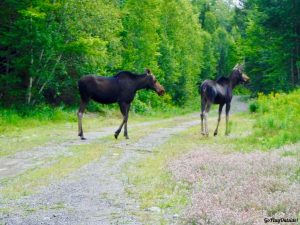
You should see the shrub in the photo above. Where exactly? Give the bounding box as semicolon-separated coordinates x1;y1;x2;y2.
249;101;258;113
250;89;300;149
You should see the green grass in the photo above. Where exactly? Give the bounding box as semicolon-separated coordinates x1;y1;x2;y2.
0;95;198;135
0;105;77;132
0;111;119;157
125;130;198;224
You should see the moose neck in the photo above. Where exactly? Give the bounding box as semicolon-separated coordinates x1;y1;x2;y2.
134;74;150;91
229;71;240;89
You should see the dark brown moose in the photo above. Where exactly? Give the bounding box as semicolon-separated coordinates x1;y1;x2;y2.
77;69;165;140
199;64;250;136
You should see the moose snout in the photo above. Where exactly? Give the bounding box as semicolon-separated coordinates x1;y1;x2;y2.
158;88;165;96
242;74;250;83
155;83;165;96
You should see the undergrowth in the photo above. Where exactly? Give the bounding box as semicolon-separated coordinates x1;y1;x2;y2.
240;89;300;150
0;95;199;135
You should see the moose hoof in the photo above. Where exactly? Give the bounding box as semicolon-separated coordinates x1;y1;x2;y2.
114;133;119;139
201;132;209;137
80;136;87;140
214;132;218;136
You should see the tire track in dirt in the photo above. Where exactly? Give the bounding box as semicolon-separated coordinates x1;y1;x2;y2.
0;118;183;179
0;96;247;179
1;117;200;225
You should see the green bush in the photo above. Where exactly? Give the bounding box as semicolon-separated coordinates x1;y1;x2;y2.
250;89;300;149
249;101;258;113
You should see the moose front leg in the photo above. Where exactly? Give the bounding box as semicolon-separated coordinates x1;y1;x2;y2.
123;104;131;139
114;119;125;139
114;102;129;139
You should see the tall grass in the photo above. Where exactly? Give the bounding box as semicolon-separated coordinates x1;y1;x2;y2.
0;105;77;133
0;83;200;133
246;89;300;150
0;96;199;135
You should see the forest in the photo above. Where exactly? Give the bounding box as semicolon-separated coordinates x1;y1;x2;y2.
1;0;299;111
1;1;300;224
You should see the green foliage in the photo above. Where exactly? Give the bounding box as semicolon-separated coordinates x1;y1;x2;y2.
3;0;298;118
0;0;243;111
240;0;300;93
233;86;251;95
158;0;204;104
0;0;123;106
249;101;258;113
243;89;300;149
193;0;244;84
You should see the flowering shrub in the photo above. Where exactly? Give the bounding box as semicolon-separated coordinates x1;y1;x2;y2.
169;146;300;224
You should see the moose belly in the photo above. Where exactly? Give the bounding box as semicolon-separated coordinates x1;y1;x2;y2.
214;94;231;104
90;92;118;104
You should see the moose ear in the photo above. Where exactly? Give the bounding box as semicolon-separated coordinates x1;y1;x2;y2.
145;68;151;75
240;63;245;71
234;63;244;72
233;64;240;70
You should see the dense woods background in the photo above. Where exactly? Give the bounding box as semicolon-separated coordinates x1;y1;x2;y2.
0;0;299;109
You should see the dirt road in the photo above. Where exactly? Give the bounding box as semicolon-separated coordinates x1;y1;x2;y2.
3;118;204;225
3;97;296;225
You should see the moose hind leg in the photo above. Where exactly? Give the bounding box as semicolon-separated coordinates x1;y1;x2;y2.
78;100;87;140
214;104;224;136
225;103;231;135
123;104;131;139
200;99;206;136
201;113;205;135
204;103;211;136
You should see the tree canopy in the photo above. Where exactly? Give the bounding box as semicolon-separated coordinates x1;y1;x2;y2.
0;0;299;108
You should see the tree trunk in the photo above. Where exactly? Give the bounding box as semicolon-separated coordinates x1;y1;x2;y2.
27;77;33;104
291;0;299;85
38;54;62;95
27;13;34;104
291;57;295;86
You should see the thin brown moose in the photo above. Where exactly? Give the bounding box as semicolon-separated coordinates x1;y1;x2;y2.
77;69;165;140
199;64;250;136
